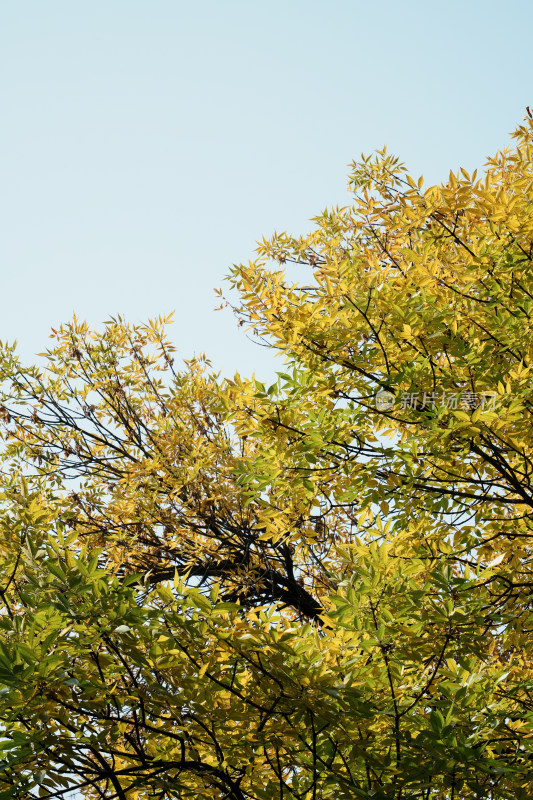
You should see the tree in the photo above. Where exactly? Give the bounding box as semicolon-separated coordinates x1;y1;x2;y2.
1;116;533;798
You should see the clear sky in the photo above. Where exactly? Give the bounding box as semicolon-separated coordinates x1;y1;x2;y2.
1;0;532;384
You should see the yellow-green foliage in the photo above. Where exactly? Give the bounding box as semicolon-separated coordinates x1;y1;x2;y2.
1;118;533;799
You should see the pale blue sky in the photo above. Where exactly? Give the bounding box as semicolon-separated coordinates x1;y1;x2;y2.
1;0;532;383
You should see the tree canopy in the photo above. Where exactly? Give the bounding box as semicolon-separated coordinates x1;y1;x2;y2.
1;116;533;799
